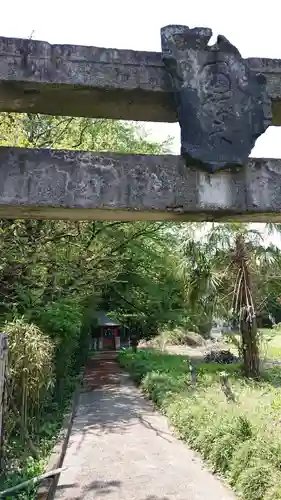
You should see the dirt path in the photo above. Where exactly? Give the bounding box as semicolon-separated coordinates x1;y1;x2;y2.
55;353;236;500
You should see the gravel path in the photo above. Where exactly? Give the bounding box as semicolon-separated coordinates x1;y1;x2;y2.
55;357;236;500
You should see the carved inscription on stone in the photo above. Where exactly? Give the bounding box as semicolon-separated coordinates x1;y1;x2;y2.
161;25;272;173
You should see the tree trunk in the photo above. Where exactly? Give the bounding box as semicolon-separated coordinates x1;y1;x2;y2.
235;235;260;378
131;334;138;353
240;312;260;378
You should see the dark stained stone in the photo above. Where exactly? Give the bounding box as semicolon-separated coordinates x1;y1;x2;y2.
161;25;272;173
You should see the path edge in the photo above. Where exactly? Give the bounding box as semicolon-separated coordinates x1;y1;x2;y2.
37;370;83;500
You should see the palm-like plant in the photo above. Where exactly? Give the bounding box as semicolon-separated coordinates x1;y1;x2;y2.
179;222;281;377
178;239;223;335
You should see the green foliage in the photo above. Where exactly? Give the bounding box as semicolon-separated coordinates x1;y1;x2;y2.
236;461;276;500
2;318;63;499
118;350;281;500
0;113;30;148
0;455;46;500
21;114;171;153
177;222;281;336
229;437;281;485
6;318;54;430
0;112;171;153
264;479;281;500
36;298;82;343
2;313;79;498
34;298;83;398
0;218;188;340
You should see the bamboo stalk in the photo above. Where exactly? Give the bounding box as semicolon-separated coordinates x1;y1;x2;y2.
5;376;38;459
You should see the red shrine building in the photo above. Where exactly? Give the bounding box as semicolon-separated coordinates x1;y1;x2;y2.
91;311;123;351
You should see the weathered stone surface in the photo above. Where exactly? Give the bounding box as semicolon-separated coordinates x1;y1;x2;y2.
161;25;272;173
1;146;281;221
0;36;280;123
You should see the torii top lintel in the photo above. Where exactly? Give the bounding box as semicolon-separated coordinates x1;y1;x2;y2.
0;29;280;126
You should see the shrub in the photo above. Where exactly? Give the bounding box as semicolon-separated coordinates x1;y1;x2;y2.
142;372;185;407
6;318;54;430
209;434;239;473
229;436;281;485
191;413;252;470
236;460;274;500
35;299;83;398
264;477;281;500
206;415;251;471
167;397;211;446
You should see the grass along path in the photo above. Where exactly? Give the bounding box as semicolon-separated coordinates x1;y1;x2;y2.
118;349;281;500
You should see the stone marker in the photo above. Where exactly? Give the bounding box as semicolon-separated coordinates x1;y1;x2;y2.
161;25;272;173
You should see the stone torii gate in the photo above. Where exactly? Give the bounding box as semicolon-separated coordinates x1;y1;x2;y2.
1;25;281;221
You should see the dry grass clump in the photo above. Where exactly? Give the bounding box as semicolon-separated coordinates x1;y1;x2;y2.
151;328;206;350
